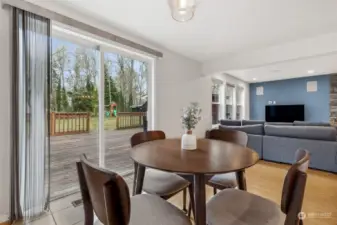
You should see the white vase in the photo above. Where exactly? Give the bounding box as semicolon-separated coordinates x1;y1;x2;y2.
181;130;197;150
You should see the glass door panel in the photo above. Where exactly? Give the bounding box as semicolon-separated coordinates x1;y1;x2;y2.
50;26;153;200
50;37;101;199
102;51;149;190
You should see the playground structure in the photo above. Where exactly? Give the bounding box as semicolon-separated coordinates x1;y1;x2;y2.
106;102;118;117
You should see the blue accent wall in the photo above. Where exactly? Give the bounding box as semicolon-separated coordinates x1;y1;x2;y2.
250;75;330;122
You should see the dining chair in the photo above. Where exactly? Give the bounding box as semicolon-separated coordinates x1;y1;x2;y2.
76;154;192;225
206;148;310;225
205;129;248;194
131;130;192;212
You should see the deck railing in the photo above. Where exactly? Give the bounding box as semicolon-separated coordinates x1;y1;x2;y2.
116;112;146;130
50;112;90;136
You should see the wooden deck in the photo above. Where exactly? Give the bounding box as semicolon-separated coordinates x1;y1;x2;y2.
50;128;141;200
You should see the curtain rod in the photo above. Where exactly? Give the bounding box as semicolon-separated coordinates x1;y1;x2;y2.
2;0;163;58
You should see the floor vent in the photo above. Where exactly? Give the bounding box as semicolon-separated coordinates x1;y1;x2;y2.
72;199;83;207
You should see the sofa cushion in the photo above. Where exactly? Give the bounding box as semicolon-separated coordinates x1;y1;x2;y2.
220;124;264;135
293;121;331;127
264;125;336;141
219;120;241;126
242;120;265;126
247;134;263;157
263;135;337;173
266;122;293;126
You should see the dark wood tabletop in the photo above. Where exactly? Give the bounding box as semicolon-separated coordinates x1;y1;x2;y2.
131;138;259;225
130;138;259;174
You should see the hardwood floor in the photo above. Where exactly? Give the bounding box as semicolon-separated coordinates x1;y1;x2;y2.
0;222;10;225
168;160;337;225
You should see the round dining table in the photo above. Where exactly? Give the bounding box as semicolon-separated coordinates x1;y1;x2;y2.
130;138;259;225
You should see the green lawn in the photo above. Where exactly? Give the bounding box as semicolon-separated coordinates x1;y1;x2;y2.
90;117;117;130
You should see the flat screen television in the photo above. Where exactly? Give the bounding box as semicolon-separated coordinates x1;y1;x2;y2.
265;105;304;122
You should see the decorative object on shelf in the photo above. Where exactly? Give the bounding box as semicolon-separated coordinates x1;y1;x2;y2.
181;102;202;150
167;0;197;22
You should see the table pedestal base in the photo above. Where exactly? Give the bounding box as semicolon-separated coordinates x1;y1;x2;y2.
194;174;206;225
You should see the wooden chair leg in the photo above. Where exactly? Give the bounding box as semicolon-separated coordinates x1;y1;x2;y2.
76;162;94;225
213;187;217;195
132;162;138;195
135;164;145;195
187;184;195;219
182;188;187;213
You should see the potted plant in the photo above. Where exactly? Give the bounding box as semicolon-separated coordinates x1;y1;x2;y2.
181;102;202;150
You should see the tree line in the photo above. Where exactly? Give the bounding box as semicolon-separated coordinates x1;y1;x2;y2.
51;46;148;116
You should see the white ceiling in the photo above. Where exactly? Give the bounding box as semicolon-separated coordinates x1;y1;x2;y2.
47;0;337;62
227;53;337;83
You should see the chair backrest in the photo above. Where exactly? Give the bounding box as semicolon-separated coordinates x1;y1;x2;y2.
130;130;166;147
281;149;310;225
205;129;248;147
76;155;130;225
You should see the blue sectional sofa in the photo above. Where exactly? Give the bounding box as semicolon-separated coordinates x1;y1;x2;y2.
218;120;337;173
219;124;264;158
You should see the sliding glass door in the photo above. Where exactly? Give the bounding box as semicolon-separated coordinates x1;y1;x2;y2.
50;25;154;198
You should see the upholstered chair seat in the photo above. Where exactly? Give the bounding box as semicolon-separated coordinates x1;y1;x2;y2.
206;149;310;225
130;194;192;225
207;189;285;225
143;168;190;197
207;173;238;189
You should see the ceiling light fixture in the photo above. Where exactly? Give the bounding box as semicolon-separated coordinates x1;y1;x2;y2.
308;70;315;74
168;0;197;22
253;78;257;81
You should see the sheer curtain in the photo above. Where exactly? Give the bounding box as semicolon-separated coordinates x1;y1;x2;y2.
11;8;51;221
